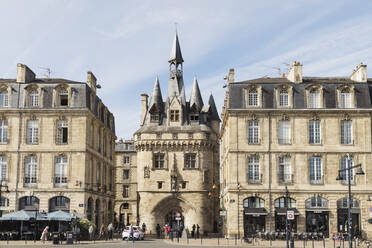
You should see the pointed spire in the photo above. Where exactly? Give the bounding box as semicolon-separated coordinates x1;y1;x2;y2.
189;76;204;111
208;94;220;121
169;32;184;63
148;76;164;112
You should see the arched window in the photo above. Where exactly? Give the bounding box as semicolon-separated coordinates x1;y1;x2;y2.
274;197;296;208
243;197;265;208
340;88;351;108
19;196;39;210
279;89;289;106
248;89;258;106
87;198;93;221
29;90;39;107
49;196;70;212
305;197;328;209
309;88;320;108
0;89;8;107
337;198;359;209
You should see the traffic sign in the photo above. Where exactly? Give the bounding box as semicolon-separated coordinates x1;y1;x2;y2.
287;210;295;220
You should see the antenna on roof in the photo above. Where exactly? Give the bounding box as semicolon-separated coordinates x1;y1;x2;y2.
38;67;54;78
272;67;281;76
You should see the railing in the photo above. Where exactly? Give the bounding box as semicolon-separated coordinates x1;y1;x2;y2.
310;178;323;184
278;138;291;144
248;174;263;184
278;174;293;184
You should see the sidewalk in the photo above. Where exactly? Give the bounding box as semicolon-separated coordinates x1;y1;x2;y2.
165;237;370;248
0;239;122;246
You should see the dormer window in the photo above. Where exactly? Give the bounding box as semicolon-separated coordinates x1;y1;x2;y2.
170;110;179;122
29;90;39;107
248;89;258;106
309;89;320;108
59;89;68;106
190;113;199;122
340;88;351;108
150;112;160;122
279;89;289;106
0;90;8;107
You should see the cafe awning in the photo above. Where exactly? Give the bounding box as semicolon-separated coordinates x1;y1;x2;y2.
0;210;47;221
244;208;267;216
47;210;72;221
275;208;300;216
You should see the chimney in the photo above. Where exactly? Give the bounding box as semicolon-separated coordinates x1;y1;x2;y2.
286;61;303;83
140;93;148;126
16;63;36;83
87;71;97;93
228;68;234;84
350;63;367;82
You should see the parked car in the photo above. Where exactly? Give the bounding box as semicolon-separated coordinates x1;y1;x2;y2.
122;226;144;240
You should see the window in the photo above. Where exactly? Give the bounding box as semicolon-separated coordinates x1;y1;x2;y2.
278;121;291;144
96;162;101;185
305;197;328;208
185;154;196;169
0;90;8;107
279;89;289;106
341;156;354;184
29;90;39;107
170;110;179;121
59;89;68;106
56;120;68;144
102;165;106;186
182;181;186;189
123;185;129;198
172;133;178;139
0;120;8;143
309;89;320;108
309;157;322;184
54;156;67;186
341;120;352;144
123;203;129;209
0;156;6;181
157;181;163;189
190;113;199;122
248;89;258;106
24;156;37;186
274;197;296;208
97;129;101;152
150;113;160;122
26;120;38;144
243;197;265;208
278;157;291;183
248;120;259;144
247;157;260;183
309;120;321;144
0;197;9;207
203;170;209;184
103;136;106;156
154;154;164;169
123;156;130;164
340;88;351;108
123;169;130;180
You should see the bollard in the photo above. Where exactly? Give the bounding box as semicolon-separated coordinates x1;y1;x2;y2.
177;231;179;243
218;236;219;246
312;238;314;248
323;238;325;248
304;238;306;248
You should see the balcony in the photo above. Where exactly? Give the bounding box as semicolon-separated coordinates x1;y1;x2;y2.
278;174;293;184
247;174;262;184
310;178;323;185
278;138;291;145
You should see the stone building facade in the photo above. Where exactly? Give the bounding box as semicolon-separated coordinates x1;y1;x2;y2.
0;64;116;228
220;62;372;239
114;139;138;227
133;33;220;234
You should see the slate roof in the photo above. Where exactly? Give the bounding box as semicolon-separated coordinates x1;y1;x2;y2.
228;77;372;109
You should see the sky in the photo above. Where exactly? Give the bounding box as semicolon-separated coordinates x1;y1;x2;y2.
1;0;372;140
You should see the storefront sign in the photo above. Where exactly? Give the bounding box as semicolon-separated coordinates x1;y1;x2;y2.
287;210;295;220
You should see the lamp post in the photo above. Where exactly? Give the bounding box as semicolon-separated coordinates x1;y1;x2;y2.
336;157;365;248
237;183;241;239
0;180;10;217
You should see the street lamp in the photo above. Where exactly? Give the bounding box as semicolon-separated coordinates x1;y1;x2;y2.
0;180;10;217
336;158;365;248
284;186;289;248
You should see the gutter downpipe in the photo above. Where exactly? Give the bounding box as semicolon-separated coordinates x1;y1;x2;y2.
268;112;272;247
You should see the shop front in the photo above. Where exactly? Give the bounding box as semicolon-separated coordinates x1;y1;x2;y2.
305;197;329;237
274;197;298;232
243;197;267;238
337;198;360;236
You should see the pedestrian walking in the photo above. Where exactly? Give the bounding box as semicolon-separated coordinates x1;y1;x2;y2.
196;224;200;238
127;223;135;243
89;224;94;241
192;224;196;238
40;226;49;242
165;224;170;239
156;224;161;238
107;222;113;239
99;224;105;240
142;222;146;233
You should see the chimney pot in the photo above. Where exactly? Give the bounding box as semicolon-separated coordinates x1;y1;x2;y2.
16;64;36;83
350;63;367;82
287;61;303;83
87;71;97;93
